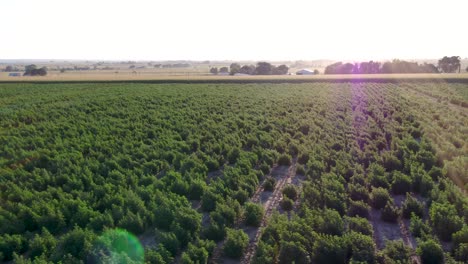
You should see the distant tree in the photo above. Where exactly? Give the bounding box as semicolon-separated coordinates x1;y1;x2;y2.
324;62;354;74
313;69;320;74
230;63;241;75
4;65;13;72
210;67;218;74
438;56;461;73
239;65;255;75
219;67;229;73
129;65;136;69
275;64;289;75
466;66;468;72
24;64;47;76
255;62;273;75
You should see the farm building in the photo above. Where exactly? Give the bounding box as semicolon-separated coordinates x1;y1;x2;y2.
296;69;316;75
8;72;22;77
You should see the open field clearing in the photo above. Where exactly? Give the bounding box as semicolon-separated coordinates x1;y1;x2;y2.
0;82;467;263
1;72;468;82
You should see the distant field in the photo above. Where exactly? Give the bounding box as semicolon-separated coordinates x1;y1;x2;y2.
0;81;466;263
1;71;468;82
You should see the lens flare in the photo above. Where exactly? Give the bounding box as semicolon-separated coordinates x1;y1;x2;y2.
90;229;144;264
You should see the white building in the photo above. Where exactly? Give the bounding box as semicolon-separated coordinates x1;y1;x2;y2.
296;69;316;75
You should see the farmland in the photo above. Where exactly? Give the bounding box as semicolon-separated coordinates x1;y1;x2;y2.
0;81;467;264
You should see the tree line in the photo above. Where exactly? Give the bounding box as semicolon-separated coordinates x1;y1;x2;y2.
325;56;462;74
210;62;289;75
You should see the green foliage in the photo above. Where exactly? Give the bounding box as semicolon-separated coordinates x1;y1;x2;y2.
383;240;411;264
282;184;298;201
252;241;275;264
0;234;26;261
51;226;96;262
347;216;373;236
277;154;292;166
381;201;400;223
370;187;391;209
417;239;444;264
30;228;57;258
263;177;276;191
0;82;465;263
348;200;370;219
402;194;424;218
280;196;294;211
391;171;412;195
346;232;376;263
409;214;431;238
223;228;248;259
430;202;463;241
244;202;264;227
313;235;347;264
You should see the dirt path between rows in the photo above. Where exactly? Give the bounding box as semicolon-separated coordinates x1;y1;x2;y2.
240;160;296;264
209;161;296;264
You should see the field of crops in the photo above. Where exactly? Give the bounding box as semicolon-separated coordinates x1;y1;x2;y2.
0;82;467;264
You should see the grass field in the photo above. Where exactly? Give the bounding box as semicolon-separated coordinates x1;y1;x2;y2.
0;81;466;263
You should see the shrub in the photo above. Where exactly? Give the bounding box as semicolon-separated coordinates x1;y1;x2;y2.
370;187;390;209
381;201;399;223
391;171;412;195
417;239;444;264
346;232;376;263
313;235;347;264
347;216;374;236
0;234;26;261
52;227;96;262
282;185;298;201
401;194;424;219
454;243;468;262
234;189;249;205
277;154;292;166
349;184;370;202
348;200;370;219
29;228;57;258
296;164;306;175
263;177;276;191
383;240;411;263
259;163;271;175
223;228;248;259
280;196;294;211
430;202;463;241
298;152;309;165
244;202;264;227
452;226;468;252
410;214;431;238
382;152;402;171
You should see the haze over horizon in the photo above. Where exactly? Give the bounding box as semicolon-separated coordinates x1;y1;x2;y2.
1;0;467;61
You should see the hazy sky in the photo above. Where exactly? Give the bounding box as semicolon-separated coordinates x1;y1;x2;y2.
1;0;466;61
